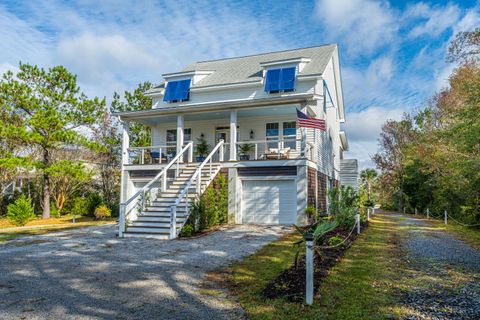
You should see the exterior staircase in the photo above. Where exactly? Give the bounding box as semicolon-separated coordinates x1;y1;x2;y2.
124;163;221;239
118;140;225;240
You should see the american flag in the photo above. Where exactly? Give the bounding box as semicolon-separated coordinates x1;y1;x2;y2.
296;109;326;131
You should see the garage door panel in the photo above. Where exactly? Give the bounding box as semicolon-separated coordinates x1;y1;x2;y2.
242;180;296;225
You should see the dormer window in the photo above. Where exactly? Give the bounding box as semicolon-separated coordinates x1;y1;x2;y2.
264;67;296;93
163;79;191;102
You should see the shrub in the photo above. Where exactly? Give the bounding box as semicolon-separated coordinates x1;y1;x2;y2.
329;186;359;228
6;195;35;226
94;204;111;220
305;205;316;222
184;173;228;235
86;193;103;217
181;224;194;237
327;235;343;246
71;197;87;216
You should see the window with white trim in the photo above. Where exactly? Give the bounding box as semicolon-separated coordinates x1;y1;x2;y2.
282;121;296;150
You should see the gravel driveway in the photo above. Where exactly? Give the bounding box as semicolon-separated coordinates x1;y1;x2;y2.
397;214;480;319
0;224;289;320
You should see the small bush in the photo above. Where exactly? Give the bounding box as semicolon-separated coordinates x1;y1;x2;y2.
305;205;316;222
94;204;111;220
71;197;87;216
327;235;343;246
6;195;36;226
181;224;194;237
86;193;103;217
50;202;60;217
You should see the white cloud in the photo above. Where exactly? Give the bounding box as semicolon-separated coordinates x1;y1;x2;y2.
407;3;461;38
56;33;159;83
345;107;404;142
343;107;404;170
315;0;397;55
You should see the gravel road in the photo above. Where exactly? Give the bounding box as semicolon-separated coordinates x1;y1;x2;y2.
0;224;289;320
398;214;480;319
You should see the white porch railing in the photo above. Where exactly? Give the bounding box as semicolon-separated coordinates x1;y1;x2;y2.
127;145;171;165
171;140;225;238
126;137;315;166
118;142;194;237
236;138;314;161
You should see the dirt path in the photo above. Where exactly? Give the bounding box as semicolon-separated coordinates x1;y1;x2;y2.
392;213;480;319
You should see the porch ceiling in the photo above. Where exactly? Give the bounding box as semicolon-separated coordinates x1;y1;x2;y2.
128;105;299;125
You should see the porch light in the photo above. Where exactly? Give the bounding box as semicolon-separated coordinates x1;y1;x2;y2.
250;130;254;139
200;133;205;139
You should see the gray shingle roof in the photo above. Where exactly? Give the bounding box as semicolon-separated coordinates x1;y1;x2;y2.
147;44;337;93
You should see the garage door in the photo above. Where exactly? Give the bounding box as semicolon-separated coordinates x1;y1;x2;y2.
242;180;296;224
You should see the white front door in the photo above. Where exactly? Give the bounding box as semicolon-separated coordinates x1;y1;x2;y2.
241;180;296;224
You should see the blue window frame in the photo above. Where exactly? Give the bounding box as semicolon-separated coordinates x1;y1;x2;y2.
264;67;296;93
163;79;191;102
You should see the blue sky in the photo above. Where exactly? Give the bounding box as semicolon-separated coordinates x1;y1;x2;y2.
0;0;479;168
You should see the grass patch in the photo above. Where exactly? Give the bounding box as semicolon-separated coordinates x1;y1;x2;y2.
0;215;102;229
0;219;115;243
218;214;405;320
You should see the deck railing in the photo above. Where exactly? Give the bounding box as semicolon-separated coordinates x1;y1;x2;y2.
236;138;314;161
127;145;172;165
125;137;315;165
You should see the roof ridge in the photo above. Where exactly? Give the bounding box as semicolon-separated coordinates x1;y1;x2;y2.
192;43;337;64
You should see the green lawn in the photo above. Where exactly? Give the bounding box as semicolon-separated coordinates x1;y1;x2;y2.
211;213;406;320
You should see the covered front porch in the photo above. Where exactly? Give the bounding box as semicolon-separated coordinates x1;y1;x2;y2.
120;104;315;168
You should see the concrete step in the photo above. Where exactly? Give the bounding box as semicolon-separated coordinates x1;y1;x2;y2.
141;211;189;218
126;226;171;234
130;221;184;228
136;216;187;223
123;232;170;240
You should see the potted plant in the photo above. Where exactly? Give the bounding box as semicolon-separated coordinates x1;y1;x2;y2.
195;136;210;162
238;143;254;161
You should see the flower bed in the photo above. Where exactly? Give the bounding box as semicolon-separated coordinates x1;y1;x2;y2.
262;221;368;301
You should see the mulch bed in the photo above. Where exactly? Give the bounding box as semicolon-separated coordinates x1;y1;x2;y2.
262;222;368;302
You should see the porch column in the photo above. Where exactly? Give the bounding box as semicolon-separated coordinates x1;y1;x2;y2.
230;110;237;161
176;114;184;158
120;121;130;202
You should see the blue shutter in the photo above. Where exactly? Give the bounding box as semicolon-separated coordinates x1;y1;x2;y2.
265;69;280;92
265;67;296;93
176;79;191;100
163;79;191;102
163;81;178;101
280;67;296;91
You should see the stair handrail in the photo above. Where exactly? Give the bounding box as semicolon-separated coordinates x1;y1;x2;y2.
170;140;225;239
118;142;193;237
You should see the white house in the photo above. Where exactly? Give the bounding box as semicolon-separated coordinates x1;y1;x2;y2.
115;44;357;239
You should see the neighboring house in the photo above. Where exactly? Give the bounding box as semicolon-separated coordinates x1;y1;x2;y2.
340;159;359;191
115;44;356;239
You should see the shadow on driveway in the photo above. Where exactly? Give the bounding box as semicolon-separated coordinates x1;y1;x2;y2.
0;224;289;320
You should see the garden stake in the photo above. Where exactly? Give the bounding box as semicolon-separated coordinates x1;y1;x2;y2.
444;210;448;225
72;214;76;224
356;213;361;234
305;232;314;306
367;208;370;221
427;208;429;219
415;207;417;215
